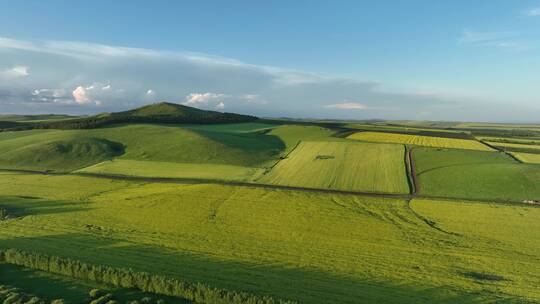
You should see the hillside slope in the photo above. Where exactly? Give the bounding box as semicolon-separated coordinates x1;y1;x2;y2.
31;102;258;129
0;124;284;172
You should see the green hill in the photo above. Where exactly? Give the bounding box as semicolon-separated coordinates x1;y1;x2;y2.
0;137;124;172
0;123;283;172
29;102;258;130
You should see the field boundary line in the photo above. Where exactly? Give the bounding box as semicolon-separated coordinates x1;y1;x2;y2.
477;140;523;163
1;168;539;207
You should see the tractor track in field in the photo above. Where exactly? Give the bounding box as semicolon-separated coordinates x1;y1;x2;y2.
404;145;419;196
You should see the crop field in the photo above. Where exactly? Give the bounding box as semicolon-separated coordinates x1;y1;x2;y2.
511;152;540;164
0;172;539;303
477;136;540;145
345;123;469;137
258;141;410;193
348;131;492;151
2;103;540;303
413;147;540;201
484;141;540;152
454;122;540;131
78;159;264;181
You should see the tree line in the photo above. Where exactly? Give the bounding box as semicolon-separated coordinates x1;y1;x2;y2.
0;248;297;304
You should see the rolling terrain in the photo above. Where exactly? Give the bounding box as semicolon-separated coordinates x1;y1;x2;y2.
1;104;540;303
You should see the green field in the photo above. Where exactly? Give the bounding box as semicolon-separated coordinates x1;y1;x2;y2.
79;159;264;182
2;103;540;303
348;131;492;151
413;147;540;201
266;125;337;153
259;141;410;193
0;172;539;303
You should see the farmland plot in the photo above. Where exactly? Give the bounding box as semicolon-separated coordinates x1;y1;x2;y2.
259;141;409;193
485;141;540;153
413;147;540;201
511;152;540;164
348;131;492;151
0;173;539;303
78;159;264;182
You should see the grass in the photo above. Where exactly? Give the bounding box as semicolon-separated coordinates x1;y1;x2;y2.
0;173;539;303
259;141;410;193
511;152;540;164
348;131;491;151
266;125;337;153
413;147;540;201
78;159;264;182
0;124;285;172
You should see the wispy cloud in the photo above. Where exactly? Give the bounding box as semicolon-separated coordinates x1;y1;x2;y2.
324;102;367;110
0;65;29;79
458;29;532;51
525;7;540;16
0;36;519;120
459;29;514;44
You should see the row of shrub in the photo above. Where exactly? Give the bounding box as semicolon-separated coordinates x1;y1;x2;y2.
0;248;297;304
0;208;7;220
0;284;63;304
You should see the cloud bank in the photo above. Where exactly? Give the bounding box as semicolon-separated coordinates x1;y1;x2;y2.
0;36;532;121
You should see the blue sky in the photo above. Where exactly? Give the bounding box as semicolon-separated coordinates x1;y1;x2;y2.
1;0;540;121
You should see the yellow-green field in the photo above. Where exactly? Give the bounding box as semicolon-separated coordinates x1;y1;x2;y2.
485;141;540;151
477;136;540;145
511;152;540;164
348;131;492;151
78;159;264;182
0;173;539;303
258;141;410;193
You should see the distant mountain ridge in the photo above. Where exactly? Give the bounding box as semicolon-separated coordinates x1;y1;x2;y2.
2;102;258;130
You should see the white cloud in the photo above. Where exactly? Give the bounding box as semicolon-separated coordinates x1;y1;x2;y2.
183;92;226;106
146;89;155;96
72;86;90;104
324;102;367;110
0;36;527;121
1;65;29;78
215;102;225;110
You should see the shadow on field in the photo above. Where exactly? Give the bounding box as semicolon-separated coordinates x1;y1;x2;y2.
0;233;529;304
192;129;285;156
0;196;91;218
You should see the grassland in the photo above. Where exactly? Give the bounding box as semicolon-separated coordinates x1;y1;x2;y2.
348;131;492;151
79;159;264;182
413;147;540;201
0;172;538;303
265;125;337;153
259;141;409;193
0;124;285;172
